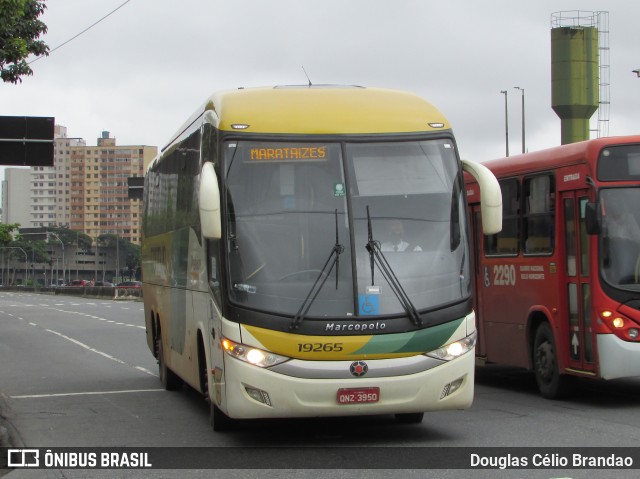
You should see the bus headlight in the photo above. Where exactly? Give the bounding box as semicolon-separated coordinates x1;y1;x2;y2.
425;331;477;361
221;337;289;368
599;310;640;341
612;317;625;329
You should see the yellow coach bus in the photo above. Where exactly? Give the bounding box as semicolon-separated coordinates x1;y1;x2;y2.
141;85;501;431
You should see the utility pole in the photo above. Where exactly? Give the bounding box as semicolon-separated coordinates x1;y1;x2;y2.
500;90;509;157
514;86;525;153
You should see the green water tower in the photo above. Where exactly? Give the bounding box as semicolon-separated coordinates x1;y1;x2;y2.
551;11;599;144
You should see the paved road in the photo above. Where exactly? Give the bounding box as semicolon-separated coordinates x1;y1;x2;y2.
1;291;640;478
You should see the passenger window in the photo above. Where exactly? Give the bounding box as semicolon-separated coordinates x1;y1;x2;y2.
484;178;520;256
523;174;555;255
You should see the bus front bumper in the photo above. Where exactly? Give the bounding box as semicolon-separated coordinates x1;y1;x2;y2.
597;333;640;380
219;350;474;419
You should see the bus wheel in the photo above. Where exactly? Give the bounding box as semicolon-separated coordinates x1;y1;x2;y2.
157;334;182;391
394;412;424;424
533;323;570;399
202;359;234;432
210;401;234;432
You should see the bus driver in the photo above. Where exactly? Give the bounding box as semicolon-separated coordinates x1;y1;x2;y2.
381;219;423;252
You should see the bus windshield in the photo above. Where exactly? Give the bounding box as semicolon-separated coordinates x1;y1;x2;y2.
224;138;469;318
601;187;640;290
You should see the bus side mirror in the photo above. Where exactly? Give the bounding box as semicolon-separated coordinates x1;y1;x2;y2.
462;159;503;235
585;202;600;235
199;162;222;239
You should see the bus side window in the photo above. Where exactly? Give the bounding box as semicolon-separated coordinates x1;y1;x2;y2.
484;178;520;256
523;174;555;255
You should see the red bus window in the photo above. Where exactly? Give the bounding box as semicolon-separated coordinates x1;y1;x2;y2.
523;174;554;255
484;178;520;256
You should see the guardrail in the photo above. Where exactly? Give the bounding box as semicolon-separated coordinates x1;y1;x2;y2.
0;285;142;300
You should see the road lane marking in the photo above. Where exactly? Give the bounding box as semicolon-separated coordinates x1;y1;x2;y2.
11;389;164;399
2;306;145;330
1;310;157;382
135;366;156;376
44;328;158;378
51;308;145;330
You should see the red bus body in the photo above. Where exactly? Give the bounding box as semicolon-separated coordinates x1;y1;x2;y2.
466;136;640;398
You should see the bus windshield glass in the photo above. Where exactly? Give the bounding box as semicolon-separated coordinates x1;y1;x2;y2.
223;138;469;318
597;144;640;181
600;187;640;290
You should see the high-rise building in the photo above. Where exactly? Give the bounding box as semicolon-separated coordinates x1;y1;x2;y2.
29;125;85;228
1;167;30;225
67;131;156;244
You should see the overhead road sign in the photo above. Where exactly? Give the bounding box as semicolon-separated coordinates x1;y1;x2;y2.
0;116;55;166
128;176;144;199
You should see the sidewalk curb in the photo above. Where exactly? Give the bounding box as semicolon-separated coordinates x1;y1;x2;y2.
0;395;23;449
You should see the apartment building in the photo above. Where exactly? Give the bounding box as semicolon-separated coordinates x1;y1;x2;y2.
68;131;156;244
31;125;86;228
1;167;30;225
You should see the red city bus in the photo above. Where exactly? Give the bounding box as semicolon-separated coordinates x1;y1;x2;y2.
466;135;640;398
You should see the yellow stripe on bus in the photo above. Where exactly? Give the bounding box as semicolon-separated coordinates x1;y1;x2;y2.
241;322;464;361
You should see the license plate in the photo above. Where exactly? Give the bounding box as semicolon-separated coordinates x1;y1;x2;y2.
337;387;380;404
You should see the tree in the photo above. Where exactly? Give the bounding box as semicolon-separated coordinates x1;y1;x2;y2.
97;234;141;280
0;223;23;284
123;242;140;279
13;238;49;286
0;0;49;84
0;223;20;246
47;225;92;249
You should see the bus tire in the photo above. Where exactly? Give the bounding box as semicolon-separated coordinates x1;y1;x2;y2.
201;354;234;432
395;412;424;424
157;334;182;391
533;322;571;399
210;401;234;432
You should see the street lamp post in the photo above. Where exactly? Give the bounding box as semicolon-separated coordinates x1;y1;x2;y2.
94;238;98;283
514;86;525;154
116;235;120;284
0;247;28;286
48;232;64;285
500;90;509;157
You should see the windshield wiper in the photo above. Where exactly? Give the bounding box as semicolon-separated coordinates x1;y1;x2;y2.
365;206;422;326
289;210;344;330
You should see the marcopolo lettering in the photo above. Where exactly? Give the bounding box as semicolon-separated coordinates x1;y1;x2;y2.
325;322;387;332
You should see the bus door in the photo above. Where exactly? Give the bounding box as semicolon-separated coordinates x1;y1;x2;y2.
561;190;596;374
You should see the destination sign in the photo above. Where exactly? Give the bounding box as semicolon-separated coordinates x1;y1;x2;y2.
248;145;328;162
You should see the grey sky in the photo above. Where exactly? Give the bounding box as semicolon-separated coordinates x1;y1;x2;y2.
1;0;639;183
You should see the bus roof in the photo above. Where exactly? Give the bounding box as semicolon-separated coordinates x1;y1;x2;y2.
479;135;640;178
203;85;451;134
